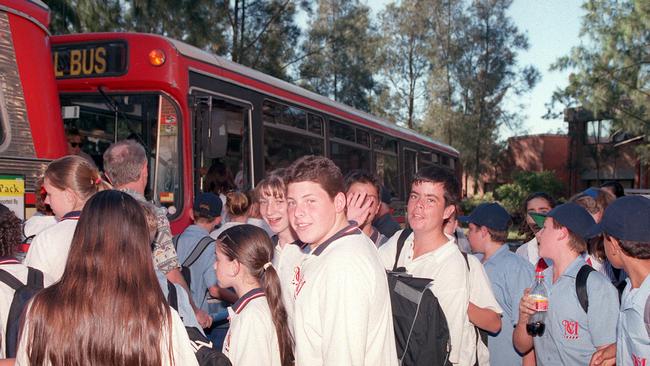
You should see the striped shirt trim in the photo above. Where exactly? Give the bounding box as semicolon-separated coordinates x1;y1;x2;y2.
232;288;266;314
61;211;82;221
311;222;361;256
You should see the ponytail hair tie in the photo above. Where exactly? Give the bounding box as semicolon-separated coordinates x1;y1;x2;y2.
263;262;272;271
94;177;101;185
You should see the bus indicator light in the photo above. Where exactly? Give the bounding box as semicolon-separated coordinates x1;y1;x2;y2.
148;49;166;66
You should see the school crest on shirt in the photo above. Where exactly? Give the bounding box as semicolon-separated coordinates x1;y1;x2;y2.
633;354;647;366
291;265;305;299
562;320;579;339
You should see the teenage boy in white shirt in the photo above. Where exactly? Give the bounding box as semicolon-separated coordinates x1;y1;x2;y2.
285;155;397;366
378;166;471;365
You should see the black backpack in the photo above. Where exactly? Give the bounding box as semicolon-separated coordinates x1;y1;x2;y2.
0;267;44;358
173;234;215;288
166;281;232;366
386;228;451;366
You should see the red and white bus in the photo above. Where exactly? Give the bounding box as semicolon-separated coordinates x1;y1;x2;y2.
1;3;459;231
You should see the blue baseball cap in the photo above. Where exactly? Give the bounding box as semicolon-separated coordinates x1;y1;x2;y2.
587;196;650;241
193;192;222;218
544;202;596;239
458;203;511;231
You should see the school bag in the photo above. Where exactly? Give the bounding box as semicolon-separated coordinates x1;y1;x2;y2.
386;228;451;366
0;267;44;358
167;281;232;366
173;234;215;288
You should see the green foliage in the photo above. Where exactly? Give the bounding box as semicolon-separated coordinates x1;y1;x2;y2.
459;192;494;216
548;0;650;161
494;171;564;214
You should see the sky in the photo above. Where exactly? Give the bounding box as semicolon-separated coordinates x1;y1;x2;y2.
360;0;586;138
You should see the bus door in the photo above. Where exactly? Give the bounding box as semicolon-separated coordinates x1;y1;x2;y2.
191;92;252;196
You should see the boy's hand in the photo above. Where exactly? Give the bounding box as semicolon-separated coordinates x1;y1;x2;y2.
346;191;374;226
589;343;616;366
518;288;537;324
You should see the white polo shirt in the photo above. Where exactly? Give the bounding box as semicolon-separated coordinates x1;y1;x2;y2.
0;259;54;358
24;211;80;282
465;253;502;366
292;224;398;366
379;230;470;365
271;236;308;334
223;288;282;366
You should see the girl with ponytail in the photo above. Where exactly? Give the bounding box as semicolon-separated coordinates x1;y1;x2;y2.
25;155;110;281
215;224;293;366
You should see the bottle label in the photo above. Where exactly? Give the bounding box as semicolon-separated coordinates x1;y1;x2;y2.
530;294;548;311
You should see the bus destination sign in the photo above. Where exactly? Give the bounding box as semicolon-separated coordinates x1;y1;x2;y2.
53;41;127;79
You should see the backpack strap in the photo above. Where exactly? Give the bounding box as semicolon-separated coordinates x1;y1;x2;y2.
393;227;413;271
461;252;470;271
576;264;595;313
26;267;44;288
0;269;23;290
167;280;178;311
182;236;215;268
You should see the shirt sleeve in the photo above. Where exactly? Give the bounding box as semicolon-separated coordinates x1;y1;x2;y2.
152;210;181;274
509;261;535;325
467;255;502;313
586;272;619;347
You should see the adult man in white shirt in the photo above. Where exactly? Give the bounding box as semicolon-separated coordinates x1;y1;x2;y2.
286;155;397;366
379;166;472;365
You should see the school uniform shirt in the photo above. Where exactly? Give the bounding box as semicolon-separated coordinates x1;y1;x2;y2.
516;237;539;265
223;288;282;366
22;214;57;239
0;258;55;358
465;253;503;366
292;224;398;366
367;226;388;248
533;256;618;366
14;305;198;366
617;275;650;366
176;225;218;312
379;230;471;365
271;236;308;334
482;244;535;366
24;211;80;281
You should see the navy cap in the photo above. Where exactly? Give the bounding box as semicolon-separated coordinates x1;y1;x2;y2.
545;203;596;239
458;203;511;231
588;196;650;241
193;192;222;218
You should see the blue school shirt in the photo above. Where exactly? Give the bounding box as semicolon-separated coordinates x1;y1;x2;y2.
175;225;218;312
483;244;535;366
533;256;618;366
155;269;203;333
617;275;650;366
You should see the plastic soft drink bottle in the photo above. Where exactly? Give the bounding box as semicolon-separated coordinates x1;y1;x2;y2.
527;271;549;337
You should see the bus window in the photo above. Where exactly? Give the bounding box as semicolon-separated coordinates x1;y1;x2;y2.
374;134;399;199
330;141;370;174
59;93;182;213
404;149;417;186
262;100;323;172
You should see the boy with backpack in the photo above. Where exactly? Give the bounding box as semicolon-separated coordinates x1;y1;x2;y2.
589;196;650;366
378;166;472;365
460;203;535;365
0;204;53;358
514;203;619;365
174;193;225;319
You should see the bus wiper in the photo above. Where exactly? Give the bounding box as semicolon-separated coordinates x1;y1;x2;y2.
96;86;151;155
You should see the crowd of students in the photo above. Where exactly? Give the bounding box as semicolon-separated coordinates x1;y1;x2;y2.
0;143;649;365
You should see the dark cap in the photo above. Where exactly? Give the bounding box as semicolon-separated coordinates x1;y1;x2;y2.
458;202;511;231
587;196;650;241
193;192;222;218
544;202;596;239
380;185;392;204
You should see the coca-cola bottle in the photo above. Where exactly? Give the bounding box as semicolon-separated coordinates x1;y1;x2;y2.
526;271;549;337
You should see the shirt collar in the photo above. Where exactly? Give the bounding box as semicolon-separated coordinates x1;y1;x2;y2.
369;227;380;243
61;211;82;221
556;255;588;279
120;188;146;202
273;235;308;250
0;256;19;265
311;222;360;256
231;288;265;315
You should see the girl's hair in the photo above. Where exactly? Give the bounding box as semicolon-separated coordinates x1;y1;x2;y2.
226;191;250;217
0;205;21;257
205;160;235;195
255;169;288;200
217;225;294;366
45;155;110;201
24;190;172;365
519;192;557;241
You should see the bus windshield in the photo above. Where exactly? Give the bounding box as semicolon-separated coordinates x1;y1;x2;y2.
59;93;182;214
